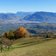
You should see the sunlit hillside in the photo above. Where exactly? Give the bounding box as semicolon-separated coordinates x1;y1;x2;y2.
0;39;56;56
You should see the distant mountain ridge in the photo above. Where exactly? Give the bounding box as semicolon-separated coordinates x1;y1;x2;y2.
0;12;32;20
16;12;33;18
0;11;56;35
24;12;56;23
0;12;32;24
0;12;56;23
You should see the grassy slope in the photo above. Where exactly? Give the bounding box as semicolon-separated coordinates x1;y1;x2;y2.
0;39;56;56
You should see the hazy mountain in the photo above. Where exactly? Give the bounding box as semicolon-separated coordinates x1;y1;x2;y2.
0;12;32;24
24;12;56;23
0;13;19;20
1;12;56;24
16;12;33;18
0;12;56;34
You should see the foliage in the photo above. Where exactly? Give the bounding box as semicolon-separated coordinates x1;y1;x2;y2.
3;31;15;40
14;27;29;38
3;27;29;40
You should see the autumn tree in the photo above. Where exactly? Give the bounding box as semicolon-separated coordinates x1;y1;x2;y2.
14;27;29;38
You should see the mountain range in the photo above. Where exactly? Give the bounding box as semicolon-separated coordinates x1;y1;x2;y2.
23;12;56;23
0;12;56;24
0;11;56;34
0;12;33;24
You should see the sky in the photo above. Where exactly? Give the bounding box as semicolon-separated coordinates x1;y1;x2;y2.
0;0;56;13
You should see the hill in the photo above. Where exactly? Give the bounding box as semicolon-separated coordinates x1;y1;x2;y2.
0;39;56;56
16;12;33;18
0;12;56;34
0;23;56;35
24;12;56;23
0;12;32;24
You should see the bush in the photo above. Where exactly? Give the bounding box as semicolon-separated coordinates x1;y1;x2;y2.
3;30;15;40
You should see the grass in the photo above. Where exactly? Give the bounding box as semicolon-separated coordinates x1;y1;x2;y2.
10;37;51;49
0;37;56;56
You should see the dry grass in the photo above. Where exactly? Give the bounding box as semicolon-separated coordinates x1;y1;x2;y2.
0;38;56;56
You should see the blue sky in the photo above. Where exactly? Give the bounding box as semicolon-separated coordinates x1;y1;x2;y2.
0;0;56;13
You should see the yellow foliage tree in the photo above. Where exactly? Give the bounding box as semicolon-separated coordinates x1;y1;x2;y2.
15;26;29;38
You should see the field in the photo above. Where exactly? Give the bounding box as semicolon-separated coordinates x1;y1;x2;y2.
0;38;56;56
